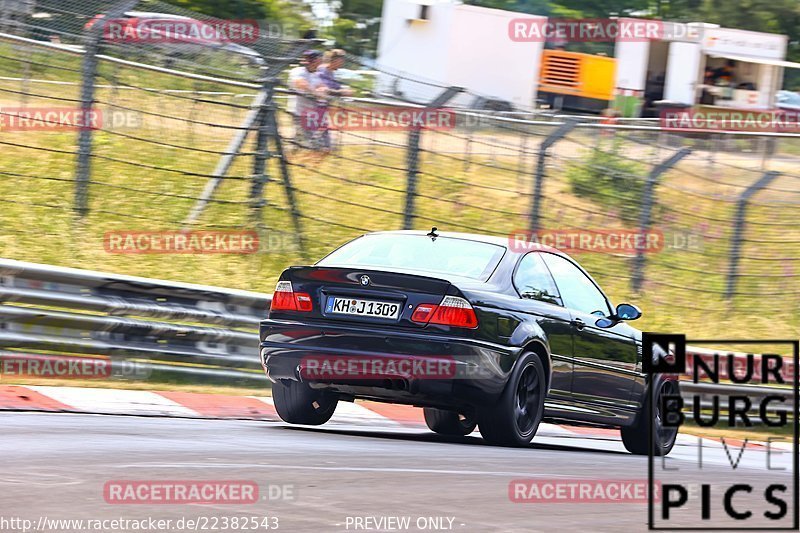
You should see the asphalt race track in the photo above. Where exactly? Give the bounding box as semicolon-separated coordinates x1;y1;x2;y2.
2;411;793;532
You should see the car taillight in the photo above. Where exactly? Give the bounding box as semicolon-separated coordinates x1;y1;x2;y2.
412;296;478;329
270;281;312;312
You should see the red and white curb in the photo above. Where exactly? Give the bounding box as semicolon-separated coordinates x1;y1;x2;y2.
0;385;791;465
0;385;574;435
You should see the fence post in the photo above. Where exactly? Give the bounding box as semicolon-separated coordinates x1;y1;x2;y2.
725;171;780;299
631;147;691;292
463;128;473;172
403;86;463;230
73;0;139;218
516;124;528;188
528;118;579;232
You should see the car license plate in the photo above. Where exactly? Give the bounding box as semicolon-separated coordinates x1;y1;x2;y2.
326;297;401;319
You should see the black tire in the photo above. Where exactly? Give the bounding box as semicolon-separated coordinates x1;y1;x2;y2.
423;408;477;436
272;380;338;425
621;379;680;456
478;353;546;447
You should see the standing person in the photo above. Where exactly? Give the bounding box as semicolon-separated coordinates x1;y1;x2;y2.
313;49;354;155
318;49;354;97
714;60;736;85
287;50;325;150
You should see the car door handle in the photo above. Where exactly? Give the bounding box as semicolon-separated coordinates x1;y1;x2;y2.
571;318;585;330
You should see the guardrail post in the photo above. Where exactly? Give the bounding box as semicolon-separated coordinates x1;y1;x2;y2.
631;147;691;292
725;171;780;299
403;86;463;230
528;118;579;232
73;0;139;218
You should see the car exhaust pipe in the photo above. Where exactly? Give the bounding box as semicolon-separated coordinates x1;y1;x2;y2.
382;378;409;391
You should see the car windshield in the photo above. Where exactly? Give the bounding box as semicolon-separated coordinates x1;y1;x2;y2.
318;234;506;280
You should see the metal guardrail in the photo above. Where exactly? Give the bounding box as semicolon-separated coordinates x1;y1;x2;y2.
0;258;794;414
680;381;793;419
0;258;270;383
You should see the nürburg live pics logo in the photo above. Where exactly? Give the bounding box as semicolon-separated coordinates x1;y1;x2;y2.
643;333;799;530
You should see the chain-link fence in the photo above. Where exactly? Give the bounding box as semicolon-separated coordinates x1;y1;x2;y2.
1;0;799;338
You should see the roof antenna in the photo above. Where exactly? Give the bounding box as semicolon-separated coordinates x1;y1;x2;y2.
426;226;438;241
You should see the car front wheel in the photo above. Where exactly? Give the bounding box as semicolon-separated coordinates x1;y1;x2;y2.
621;379;680;456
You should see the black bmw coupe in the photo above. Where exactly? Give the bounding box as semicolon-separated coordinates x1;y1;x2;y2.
259;230;678;453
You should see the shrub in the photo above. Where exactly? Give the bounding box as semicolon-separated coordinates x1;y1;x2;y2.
566;140;648;223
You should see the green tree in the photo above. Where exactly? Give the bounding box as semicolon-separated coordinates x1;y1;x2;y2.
464;0;648;17
162;0;313;36
462;0;556;15
325;0;383;58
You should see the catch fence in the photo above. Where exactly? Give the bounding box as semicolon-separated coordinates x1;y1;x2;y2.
0;0;798;335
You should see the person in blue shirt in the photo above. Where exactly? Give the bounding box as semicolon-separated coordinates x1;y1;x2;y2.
318;49;353;97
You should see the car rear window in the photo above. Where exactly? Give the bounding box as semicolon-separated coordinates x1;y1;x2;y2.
318;234;506;280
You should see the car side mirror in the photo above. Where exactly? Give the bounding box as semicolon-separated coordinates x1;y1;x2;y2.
595;303;642;328
616;303;641;321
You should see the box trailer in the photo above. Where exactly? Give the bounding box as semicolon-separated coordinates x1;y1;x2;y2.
376;0;545;110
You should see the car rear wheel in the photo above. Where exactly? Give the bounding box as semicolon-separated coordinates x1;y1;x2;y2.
478;353;545;447
621;379;679;456
423;408;477;436
272;380;338;425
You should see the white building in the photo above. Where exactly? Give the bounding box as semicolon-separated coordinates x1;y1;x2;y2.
615;22;794;111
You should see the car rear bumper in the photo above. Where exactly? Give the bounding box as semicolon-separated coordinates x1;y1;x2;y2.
259;318;521;410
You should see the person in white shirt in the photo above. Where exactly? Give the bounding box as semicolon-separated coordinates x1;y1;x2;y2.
287;50;326;149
